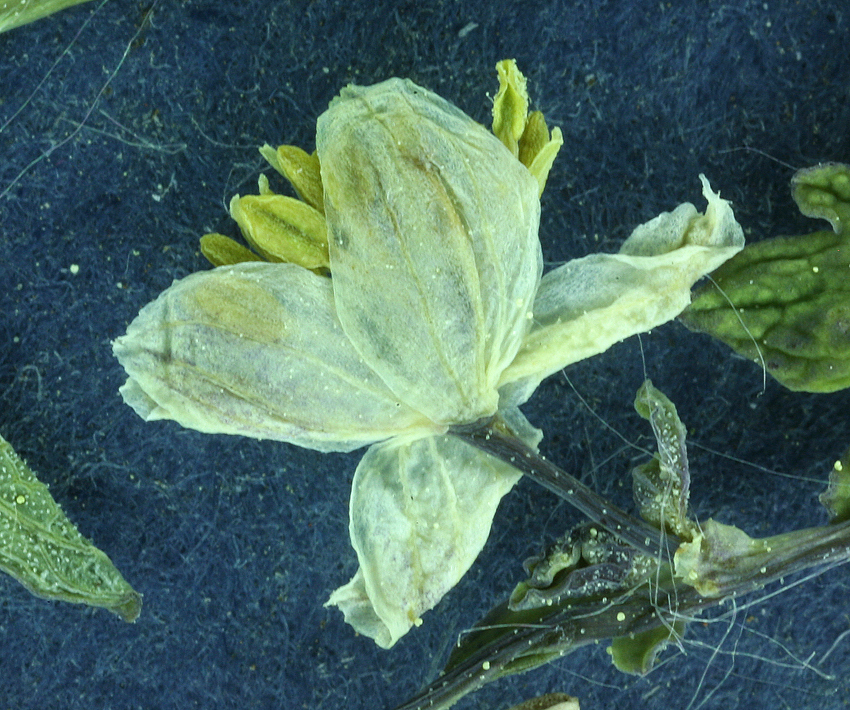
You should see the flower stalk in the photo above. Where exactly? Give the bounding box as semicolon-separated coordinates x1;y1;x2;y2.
450;419;675;557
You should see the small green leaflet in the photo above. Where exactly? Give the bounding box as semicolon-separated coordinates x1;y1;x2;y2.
0;433;141;621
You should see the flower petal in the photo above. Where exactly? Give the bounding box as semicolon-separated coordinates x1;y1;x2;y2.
317;79;542;426
500;176;745;394
326;407;541;648
113;262;437;452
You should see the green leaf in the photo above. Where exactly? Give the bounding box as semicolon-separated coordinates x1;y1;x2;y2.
792;162;850;235
680;163;850;393
508;524;654;612
507;694;579;710
608;620;686;675
0;433;141;621
632;380;695;538
0;0;95;33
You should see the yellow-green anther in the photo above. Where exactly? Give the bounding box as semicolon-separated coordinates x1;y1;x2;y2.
680;164;850;393
199;233;262;267
0;433;142;621
259;143;325;213
492;59;529;157
517;111;550;168
519;111;564;197
492;61;562;195
229;192;330;270
792;162;850;235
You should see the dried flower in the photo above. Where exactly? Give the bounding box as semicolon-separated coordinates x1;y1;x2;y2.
113;61;743;647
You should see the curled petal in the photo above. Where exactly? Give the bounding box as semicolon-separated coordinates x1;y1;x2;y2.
317;78;542;427
500;176;744;394
113;262;438;452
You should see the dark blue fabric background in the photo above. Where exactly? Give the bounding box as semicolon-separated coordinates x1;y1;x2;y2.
1;1;849;708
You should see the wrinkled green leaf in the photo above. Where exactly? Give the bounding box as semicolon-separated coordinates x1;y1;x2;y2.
792;162;850;235
0;433;141;621
509;524;654;612
680;163;850;393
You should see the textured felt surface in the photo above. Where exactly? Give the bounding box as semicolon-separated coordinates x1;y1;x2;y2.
1;1;849;709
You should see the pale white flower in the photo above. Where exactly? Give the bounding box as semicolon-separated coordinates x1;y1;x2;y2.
113;67;743;648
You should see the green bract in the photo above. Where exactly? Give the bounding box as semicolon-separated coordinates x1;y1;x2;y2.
113;63;743;647
680;162;850;393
